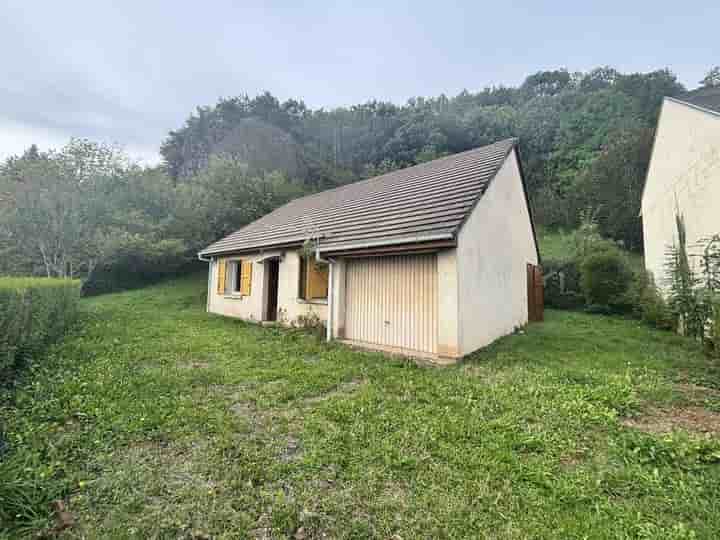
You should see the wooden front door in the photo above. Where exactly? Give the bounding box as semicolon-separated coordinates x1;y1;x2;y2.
265;260;279;321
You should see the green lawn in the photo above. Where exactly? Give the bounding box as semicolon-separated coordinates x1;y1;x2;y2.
2;274;720;539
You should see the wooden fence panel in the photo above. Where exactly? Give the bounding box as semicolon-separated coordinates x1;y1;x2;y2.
527;263;544;323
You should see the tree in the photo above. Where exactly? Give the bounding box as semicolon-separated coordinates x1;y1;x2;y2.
701;66;720;88
571;127;654;250
520;69;572;99
0;140;155;278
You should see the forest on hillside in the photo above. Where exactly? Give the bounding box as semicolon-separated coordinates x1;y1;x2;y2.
1;66;718;292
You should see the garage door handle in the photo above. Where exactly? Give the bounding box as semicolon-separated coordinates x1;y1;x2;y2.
384;320;390;325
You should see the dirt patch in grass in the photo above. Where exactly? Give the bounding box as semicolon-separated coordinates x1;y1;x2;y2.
179;360;211;369
302;379;364;404
675;382;720;401
622;406;720;436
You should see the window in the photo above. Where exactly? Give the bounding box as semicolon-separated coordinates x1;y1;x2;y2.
298;255;328;300
217;259;252;295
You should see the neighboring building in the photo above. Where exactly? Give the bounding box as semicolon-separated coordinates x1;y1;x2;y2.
198;138;540;363
642;88;720;286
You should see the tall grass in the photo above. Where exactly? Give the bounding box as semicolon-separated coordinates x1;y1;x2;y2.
0;278;81;382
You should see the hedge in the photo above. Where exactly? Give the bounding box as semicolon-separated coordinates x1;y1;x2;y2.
0;278;81;381
580;250;633;312
543;258;585;310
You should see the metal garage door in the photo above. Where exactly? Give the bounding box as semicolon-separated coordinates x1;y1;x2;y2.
345;254;438;354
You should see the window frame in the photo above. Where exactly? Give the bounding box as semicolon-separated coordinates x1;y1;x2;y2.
224;259;246;296
298;254;329;302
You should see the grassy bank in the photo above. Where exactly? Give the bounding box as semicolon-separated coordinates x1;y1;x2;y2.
0;277;80;381
2;273;720;539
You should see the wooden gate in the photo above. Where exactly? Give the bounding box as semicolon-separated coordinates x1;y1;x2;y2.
527;263;544;322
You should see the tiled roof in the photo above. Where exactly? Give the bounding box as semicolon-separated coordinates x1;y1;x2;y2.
200;138;518;256
674;87;720;115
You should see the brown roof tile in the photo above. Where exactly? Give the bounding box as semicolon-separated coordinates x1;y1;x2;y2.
200;138;518;256
674;87;720;115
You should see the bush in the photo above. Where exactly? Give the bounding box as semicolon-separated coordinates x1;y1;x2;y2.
82;235;190;296
0;278;80;382
627;270;674;330
543;258;584;309
580;250;633;312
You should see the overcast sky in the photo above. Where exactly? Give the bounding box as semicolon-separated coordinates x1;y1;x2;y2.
1;1;717;164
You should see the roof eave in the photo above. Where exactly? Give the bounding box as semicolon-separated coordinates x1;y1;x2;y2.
666;96;720;118
317;233;456;254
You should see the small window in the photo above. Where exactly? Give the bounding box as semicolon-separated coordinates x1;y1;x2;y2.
221;259;252;296
298;255;328;300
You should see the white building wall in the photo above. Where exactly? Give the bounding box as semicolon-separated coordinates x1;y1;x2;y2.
207;250;328;324
456;149;539;355
437;249;460;359
642;99;720;288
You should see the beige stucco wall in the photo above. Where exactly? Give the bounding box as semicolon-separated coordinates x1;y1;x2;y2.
456;149;539;355
207;250;328;324
642;99;720;288
437;249;460;358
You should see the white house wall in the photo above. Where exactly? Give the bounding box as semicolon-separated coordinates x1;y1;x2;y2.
207;250;328;324
456;150;538;355
642;99;720;287
437;249;460;358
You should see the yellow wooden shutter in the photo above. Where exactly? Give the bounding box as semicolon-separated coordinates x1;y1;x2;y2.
216;260;226;294
240;260;253;295
307;262;329;299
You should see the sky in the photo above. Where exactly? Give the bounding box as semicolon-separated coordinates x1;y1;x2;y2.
1;0;717;165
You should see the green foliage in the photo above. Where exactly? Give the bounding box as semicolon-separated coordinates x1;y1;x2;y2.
2;276;720;538
543;257;584;309
1;66;688;293
698;236;720;357
540;216;629;311
0;142;308;293
580;250;634;311
158;67;685;250
665;215;706;340
571;127;654;250
701;66;720;88
628;270;674;330
569;208;619;259
0;278;80;381
82;236;190;296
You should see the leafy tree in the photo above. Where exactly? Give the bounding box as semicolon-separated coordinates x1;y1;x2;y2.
572;127;654;250
0;140;126;278
701;66;720;88
520;69;572;99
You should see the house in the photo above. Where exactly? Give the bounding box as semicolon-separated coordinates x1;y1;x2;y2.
642;87;720;286
198;138;541;363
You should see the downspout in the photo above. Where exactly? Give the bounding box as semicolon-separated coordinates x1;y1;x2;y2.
316;250;336;342
198;253;212;312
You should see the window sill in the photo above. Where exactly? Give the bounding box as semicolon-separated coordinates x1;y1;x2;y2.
297;298;328;306
223;293;247;299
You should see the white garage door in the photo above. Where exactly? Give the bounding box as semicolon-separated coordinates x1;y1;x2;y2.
345;254;438;354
